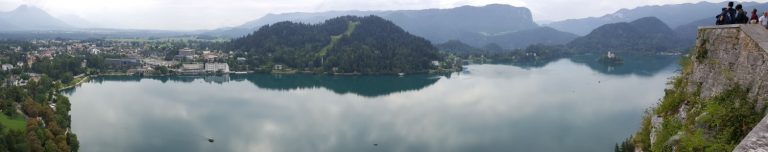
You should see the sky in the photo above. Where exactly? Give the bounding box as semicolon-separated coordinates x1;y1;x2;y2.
0;0;748;30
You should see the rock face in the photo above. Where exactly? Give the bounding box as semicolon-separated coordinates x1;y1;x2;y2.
695;24;768;151
691;25;768;108
737;116;768;152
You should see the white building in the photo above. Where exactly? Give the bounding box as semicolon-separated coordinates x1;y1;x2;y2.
1;64;14;71
205;63;230;73
179;48;195;57
182;64;204;70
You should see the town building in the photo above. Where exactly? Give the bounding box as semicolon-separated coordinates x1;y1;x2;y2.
274;64;284;70
180;64;206;74
178;48;196;59
204;63;230;73
143;58;178;67
105;58;141;69
1;64;14;71
182;64;204;71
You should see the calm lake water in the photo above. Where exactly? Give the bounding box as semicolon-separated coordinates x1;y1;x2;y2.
65;57;679;152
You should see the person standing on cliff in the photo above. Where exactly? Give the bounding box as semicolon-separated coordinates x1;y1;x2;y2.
751;8;760;24
761;11;768;28
735;4;749;24
717;8;727;25
719;2;736;24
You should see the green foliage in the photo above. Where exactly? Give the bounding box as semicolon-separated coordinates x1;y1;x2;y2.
678;130;707;152
0;129;29;152
435;40;486;55
695;46;708;61
633;83;765;151
31;55;86;81
634;113;653;150
567;17;686;54
60;72;74;84
317;21;359;57
615;136;636;152
628;44;766;150
232;15;441;74
486;44;569;67
67;134;78;152
699;86;764;146
695;37;708;61
0;114;25;131
0;40;79;152
651;117;682;152
654;71;695;116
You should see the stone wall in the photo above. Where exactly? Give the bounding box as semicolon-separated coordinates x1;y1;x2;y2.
690;24;768;109
694;24;768;151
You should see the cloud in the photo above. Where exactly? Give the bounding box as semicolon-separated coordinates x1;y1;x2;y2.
315;0;440;11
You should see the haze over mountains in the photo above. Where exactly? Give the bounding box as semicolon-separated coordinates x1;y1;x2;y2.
436;16;688;55
567;17;685;54
3;1;768;53
208;4;577;49
0;5;71;31
547;1;768;36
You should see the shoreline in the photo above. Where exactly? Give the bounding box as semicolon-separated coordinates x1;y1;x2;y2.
97;68;462;77
58;75;90;91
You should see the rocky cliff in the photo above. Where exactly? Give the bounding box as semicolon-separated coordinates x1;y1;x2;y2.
625;24;768;152
692;24;768;110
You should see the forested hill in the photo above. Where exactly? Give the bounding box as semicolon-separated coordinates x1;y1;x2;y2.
567;17;685;54
231;15;441;74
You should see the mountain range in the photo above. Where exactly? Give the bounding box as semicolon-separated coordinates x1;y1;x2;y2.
547;1;768;36
206;4;579;49
0;5;72;31
439;16;686;55
2;2;766;53
567;17;685;54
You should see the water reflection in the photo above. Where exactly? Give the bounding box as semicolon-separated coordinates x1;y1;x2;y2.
491;55;680;76
76;74;442;97
67;59;678;152
569;55;680;76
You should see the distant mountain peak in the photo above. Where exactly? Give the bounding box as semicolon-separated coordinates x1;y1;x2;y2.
461;4;519;9
0;4;72;31
9;5;47;14
547;1;765;35
630;16;665;25
567;17;682;53
207;4;539;44
14;4;31;10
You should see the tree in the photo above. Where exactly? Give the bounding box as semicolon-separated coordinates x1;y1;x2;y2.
231;15;441;74
60;73;74;85
67;134;78;152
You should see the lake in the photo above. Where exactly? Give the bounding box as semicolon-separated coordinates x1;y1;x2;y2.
65;57;679;152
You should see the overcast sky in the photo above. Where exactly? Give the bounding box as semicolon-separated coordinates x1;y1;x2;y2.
0;0;748;30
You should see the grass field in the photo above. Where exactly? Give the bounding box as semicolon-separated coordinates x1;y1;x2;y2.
0;114;26;131
317;21;360;57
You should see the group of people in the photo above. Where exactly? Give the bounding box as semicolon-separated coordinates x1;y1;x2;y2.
716;2;768;28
